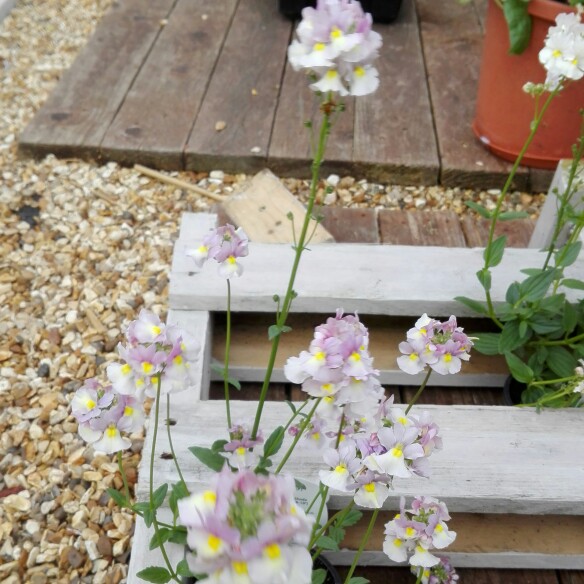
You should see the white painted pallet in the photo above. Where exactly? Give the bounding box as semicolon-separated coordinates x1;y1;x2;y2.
0;0;15;23
127;168;584;579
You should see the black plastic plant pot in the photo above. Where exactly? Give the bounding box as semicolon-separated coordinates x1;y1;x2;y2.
182;553;342;583
503;375;527;406
279;0;403;23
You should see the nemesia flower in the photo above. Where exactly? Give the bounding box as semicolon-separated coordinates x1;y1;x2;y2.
397;314;473;376
187;224;249;278
539;11;584;89
288;0;382;96
383;497;456;569
70;378;114;423
178;468;313;584
411;556;459;584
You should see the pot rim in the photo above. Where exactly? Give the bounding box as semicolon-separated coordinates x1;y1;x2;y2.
527;0;577;22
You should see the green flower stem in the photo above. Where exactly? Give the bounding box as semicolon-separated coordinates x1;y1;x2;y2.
309;500;355;549
275;398;321;474
532;331;584;346
343;508;380;584
251;105;332;440
224;279;233;431
116;450;130;503
150;374;179;583
482;89;559;325
529;375;577;387
307;482;327;514
415;568;423;584
166;395;187;491
282;398;310;433
405;368;433;415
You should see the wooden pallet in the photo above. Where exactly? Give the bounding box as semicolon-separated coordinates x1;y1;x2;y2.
126;199;584;581
17;0;556;190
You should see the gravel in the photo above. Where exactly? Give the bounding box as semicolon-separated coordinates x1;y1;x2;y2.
0;1;546;583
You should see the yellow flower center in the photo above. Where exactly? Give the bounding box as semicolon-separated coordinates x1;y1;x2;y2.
198;245;208;253
151;325;161;336
236;447;246;456
435;523;443;533
142;362;154;374
350;352;361;362
405;527;416;537
398;416;408;425
227;256;236;265
334;463;347;474
106;424;117;438
314;351;325;361
391;445;403;458
265;543;281;560
314;42;326;51
354;66;365;77
232;561;248;575
552;48;562;58
123;406;133;417
330;26;342;39
364;483;375;493
121;363;132;375
312;432;320;440
409;353;418;361
86;399;96;410
420;328;427;335
393;538;402;547
173;355;183;366
326;69;338;79
207;534;222;551
324;396;334;404
136;378;145;387
322;383;333;393
203;491;216;504
443;353;452;363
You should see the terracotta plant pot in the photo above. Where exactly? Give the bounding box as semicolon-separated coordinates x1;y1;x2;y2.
473;0;583;169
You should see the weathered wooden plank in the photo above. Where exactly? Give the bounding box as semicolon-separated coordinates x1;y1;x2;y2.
208;380;288;401
353;0;439;186
461;216;535;248
416;0;528;190
19;0;176;160
402;385;502;405
100;0;237;169
268;60;356;179
320;207;380;243
211;313;509;387
184;0;291;174
530;168;555;193
379;210;466;246
560;572;584;584
221;169;335;243
170;237;584;316
139;400;584;516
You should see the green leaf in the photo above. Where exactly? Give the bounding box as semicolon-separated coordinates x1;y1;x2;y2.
107;488;128;509
521;268;543;277
546;346;578;378
529;316;563;335
176;559;195;578
505;282;521;305
561;278;584;290
212;439;228;453
503;0;532;54
285;400;297;415
311;568;327;584
328;525;345;544
268;324;292;340
151;483;168;510
263;426;285;458
454;295;489;316
465;200;492;218
136;566;172;583
189;446;226;472
498;320;524;353
142;507;154;528
168;527;187;545
476;268;492;292
132;502;151;514
168;482;189;521
562;301;578;334
504;352;534;384
315;535;340;551
338;508;363;528
518;319;528;339
210;363;241;389
484;235;507;268
519;269;556;302
348;578;370;584
555;241;582;268
498;210;529;220
149;527;170;550
294;478;306;491
473;332;502;355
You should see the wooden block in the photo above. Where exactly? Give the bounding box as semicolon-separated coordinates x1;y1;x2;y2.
320;207;379;243
353;0;439;186
416;0;529;190
461;216;535;248
221;169;335;243
171;234;584;317
19;0;175;160
184;0;292;173
100;0;237;169
379;210;466;247
139;400;584;518
211;313;509;388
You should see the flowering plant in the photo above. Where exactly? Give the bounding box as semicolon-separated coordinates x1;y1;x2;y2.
70;2;469;583
457;11;584;407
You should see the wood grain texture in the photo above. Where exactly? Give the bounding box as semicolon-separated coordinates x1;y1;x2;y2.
416;0;528;190
379;210;467;246
139;400;584;516
184;0;292;173
100;0;237;169
221;169;335;243
320;207;379;243
560;572;584;584
353;0;439;185
19;0;176;160
461;216;535;248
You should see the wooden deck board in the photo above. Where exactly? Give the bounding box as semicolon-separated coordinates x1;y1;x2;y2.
353;0;439;185
100;0;237;168
19;0;176;160
184;0;292;173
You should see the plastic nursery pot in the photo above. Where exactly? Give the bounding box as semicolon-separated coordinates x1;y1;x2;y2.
278;0;403;23
181;553;342;584
503;375;527;406
473;0;584;169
